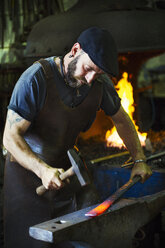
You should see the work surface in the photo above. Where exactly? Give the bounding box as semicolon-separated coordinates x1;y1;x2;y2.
29;165;165;248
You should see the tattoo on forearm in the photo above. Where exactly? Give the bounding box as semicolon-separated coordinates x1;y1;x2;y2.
7;111;23;128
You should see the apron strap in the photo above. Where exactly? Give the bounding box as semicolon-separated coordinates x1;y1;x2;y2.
35;59;54;80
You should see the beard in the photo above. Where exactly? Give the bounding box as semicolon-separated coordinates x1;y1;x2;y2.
65;55;87;88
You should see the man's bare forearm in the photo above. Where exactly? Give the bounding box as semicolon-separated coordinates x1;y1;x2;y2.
3;110;50;178
3;129;48;178
111;106;152;182
3;110;64;189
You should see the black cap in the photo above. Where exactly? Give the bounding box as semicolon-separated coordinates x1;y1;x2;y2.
77;27;119;77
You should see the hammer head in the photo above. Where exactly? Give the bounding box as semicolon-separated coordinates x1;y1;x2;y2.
67;148;91;187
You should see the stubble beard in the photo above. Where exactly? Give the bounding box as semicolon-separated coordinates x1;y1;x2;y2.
65;55;87;88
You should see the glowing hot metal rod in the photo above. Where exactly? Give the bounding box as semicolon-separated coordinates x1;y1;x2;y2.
85;175;141;217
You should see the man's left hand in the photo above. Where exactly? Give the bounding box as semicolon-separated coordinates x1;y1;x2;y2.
130;162;152;183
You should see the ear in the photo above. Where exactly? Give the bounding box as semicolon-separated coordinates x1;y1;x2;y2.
71;43;81;57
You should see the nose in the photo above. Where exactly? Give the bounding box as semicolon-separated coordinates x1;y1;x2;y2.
85;71;97;84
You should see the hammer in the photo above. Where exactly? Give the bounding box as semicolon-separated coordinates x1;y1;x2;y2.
36;148;91;195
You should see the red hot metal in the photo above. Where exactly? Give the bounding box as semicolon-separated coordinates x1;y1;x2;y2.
85;176;141;217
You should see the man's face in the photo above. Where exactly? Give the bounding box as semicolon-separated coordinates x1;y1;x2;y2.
65;51;104;88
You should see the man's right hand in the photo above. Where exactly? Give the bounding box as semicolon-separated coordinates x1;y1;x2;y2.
40;166;65;190
3;110;67;191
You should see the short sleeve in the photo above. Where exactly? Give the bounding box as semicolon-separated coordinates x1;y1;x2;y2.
8;63;46;122
99;74;121;116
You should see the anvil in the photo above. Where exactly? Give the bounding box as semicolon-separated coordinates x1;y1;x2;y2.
29;167;165;248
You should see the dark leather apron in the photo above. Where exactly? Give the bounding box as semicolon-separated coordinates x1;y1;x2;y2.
3;59;103;248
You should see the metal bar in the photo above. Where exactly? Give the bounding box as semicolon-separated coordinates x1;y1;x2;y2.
85;176;141;217
89;151;129;164
121;150;165;168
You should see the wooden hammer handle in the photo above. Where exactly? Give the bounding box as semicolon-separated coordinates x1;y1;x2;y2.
36;185;47;195
36;167;74;196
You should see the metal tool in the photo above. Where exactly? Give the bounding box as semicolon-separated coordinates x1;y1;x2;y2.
90;151;129;164
36;148;91;195
121;150;165;168
85;175;141;217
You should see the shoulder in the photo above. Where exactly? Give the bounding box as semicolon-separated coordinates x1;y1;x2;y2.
97;74;119;99
8;60;49;121
12;57;57;99
19;56;55;87
97;74;116;90
97;74;121;116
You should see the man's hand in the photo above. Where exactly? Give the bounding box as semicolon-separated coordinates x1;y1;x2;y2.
40;166;66;190
130;162;152;183
111;106;152;183
3;110;69;191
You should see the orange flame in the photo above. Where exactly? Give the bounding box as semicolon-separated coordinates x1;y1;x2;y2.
106;72;147;147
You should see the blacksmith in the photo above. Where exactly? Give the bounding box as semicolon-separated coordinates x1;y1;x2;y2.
3;27;152;248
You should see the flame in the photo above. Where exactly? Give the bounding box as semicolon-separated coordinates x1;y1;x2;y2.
106;72;147;147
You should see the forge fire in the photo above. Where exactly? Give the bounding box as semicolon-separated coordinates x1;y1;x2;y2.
106;72;147;148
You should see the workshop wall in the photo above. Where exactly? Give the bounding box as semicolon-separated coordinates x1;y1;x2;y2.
137;53;165;131
0;0;78;64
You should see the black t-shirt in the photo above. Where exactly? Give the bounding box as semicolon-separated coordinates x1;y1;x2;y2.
8;56;121;121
